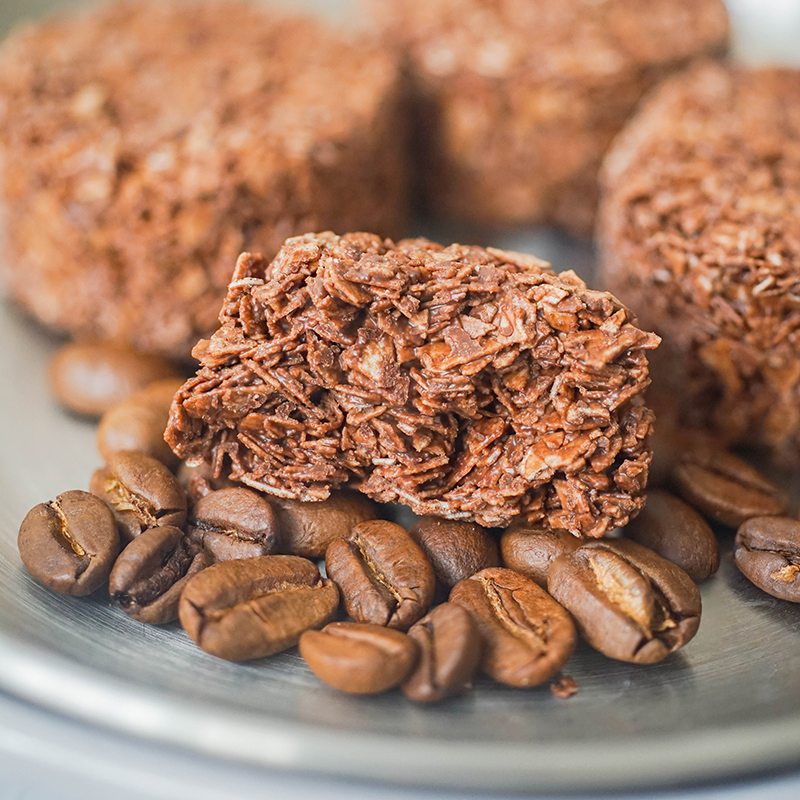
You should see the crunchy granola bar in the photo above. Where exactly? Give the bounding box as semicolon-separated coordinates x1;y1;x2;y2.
370;0;728;236
0;1;408;358
166;232;658;535
598;62;800;461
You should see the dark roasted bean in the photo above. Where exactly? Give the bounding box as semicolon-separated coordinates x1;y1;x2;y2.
189;488;279;562
97;378;183;467
500;523;583;587
672;443;787;527
409;516;499;588
450;567;576;688
49;341;179;417
18;490;119;596
109;525;207;624
548;539;701;664
271;492;377;558
179;555;339;661
401;602;481;703
90;450;186;542
625;491;719;581
325;520;435;630
735;517;800;602
300;622;418;695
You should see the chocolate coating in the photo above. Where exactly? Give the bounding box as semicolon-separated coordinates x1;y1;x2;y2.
167;232;657;534
371;0;728;235
0;0;407;358
599;63;800;461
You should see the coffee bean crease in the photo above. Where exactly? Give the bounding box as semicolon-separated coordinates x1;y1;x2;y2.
48;499;89;560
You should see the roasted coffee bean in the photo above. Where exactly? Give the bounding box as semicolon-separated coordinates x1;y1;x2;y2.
97;378;183;467
735;517;800;602
500;523;584;588
109;526;207;624
450;567;575;688
189;488;279;562
548;539;701;664
179;555;339;661
625;491;719;581
90;451;186;542
271;491;377;558
401;602;481;703
18;490;120;596
49;341;179;417
326;520;435;630
409;516;499;588
672;443;787;527
300;622;418;695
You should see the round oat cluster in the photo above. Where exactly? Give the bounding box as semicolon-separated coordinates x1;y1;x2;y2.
598;62;800;461
166;232;658;536
370;0;729;235
0;1;408;358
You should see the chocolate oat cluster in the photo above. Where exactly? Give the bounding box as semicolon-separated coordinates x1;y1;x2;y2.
166;233;658;535
598;63;800;462
370;0;729;234
0;1;407;358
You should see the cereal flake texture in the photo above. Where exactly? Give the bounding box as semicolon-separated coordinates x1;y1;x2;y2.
167;233;658;535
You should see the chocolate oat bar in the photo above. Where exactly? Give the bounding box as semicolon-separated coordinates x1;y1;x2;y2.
0;1;407;358
167;233;658;535
598;62;800;462
370;0;729;235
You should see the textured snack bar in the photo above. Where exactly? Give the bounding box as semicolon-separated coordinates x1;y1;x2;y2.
0;0;408;358
167;233;658;535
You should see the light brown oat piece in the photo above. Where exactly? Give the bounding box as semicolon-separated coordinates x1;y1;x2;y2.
598;62;800;462
369;0;728;235
0;0;408;358
166;232;658;534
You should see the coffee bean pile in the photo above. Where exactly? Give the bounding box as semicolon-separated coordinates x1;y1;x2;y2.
15;342;800;701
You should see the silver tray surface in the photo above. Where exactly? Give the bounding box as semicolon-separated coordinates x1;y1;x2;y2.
2;222;800;792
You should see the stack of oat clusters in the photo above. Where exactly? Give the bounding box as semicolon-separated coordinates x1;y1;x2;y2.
4;0;800;704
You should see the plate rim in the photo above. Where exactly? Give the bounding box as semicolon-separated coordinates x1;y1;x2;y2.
1;626;799;793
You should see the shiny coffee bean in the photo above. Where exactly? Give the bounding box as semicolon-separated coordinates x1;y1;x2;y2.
450;567;576;688
109;526;207;624
500;523;584;588
401;603;481;703
49;341;179;417
672;443;787;527
300;622;418;695
179;555;339;661
735;517;800;602
97;378;183;467
625;491;719;582
271;491;377;558
409;516;499;588
326;520;435;631
18;490;120;596
90;451;187;542
548;539;701;664
189;488;279;562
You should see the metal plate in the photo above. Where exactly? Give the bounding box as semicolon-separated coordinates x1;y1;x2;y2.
2;220;800;792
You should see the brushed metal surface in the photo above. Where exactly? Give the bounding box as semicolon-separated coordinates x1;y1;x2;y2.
2;0;800;792
2;226;800;791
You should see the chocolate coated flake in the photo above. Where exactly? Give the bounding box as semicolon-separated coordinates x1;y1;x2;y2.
167;233;658;534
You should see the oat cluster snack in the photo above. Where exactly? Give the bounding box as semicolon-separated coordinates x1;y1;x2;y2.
598;63;800;462
166;232;658;535
0;0;407;358
370;0;729;235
